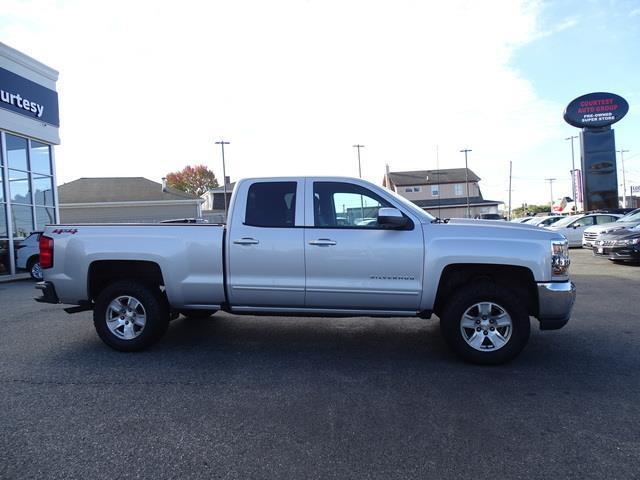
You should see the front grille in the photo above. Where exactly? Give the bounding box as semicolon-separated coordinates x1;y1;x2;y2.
602;240;616;246
584;232;598;241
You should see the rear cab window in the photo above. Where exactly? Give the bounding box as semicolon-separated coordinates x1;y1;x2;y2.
245;182;297;227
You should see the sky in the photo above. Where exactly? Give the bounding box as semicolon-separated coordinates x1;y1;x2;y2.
1;0;639;208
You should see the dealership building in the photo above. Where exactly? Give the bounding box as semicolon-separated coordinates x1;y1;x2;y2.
0;43;60;278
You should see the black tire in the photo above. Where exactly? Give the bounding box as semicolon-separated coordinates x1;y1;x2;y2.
93;280;169;352
27;256;43;280
179;309;217;319
439;283;530;365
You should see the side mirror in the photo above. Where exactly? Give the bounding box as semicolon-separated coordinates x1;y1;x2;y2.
377;207;409;228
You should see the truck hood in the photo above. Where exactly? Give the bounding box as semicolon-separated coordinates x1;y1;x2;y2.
440;218;566;241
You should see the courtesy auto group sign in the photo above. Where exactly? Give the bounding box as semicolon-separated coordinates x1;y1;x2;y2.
563;92;629;128
0;66;59;126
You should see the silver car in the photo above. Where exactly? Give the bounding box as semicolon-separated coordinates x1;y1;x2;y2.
546;213;621;247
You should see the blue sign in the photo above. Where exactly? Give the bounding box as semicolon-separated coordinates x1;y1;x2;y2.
0;66;59;126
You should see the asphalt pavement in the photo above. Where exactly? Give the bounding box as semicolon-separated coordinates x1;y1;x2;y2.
1;248;639;479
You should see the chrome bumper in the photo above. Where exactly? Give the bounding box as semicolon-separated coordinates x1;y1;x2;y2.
537;281;576;330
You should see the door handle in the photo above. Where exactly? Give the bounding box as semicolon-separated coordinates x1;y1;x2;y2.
308;238;337;246
233;237;259;245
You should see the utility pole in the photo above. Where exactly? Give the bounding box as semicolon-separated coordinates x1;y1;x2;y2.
460;149;472;218
215;139;230;218
545;178;556;207
565;135;578;213
353;144;365;178
508;161;512;221
617;149;629;208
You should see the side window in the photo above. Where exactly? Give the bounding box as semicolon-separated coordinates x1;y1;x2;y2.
573;216;595;228
313;182;392;228
596;215;616;224
245;182;297;227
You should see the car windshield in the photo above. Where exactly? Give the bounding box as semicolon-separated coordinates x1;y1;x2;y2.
551;215;580;228
617;211;640;222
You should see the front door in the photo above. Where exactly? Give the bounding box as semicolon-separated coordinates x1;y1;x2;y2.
227;180;305;307
304;180;424;311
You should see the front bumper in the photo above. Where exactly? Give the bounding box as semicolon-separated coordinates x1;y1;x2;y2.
592;245;640;261
34;281;60;304
537;281;576;330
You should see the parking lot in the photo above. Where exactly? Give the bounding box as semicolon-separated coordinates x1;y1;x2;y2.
1;248;638;479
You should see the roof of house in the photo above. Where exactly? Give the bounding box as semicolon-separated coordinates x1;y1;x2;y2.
387;168;480;186
412;197;503;208
58;177;200;203
205;182;236;194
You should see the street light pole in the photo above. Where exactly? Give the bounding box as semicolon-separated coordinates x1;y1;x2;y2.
565;135;578;213
353;144;365;178
460;148;472;218
545;178;556;207
617;149;629;208
215;139;230;218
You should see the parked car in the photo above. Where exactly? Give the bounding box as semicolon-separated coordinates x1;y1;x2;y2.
527;215;563;227
582;208;640;248
15;231;43;280
510;217;536;223
546;213;621;247
592;225;640;263
477;213;505;220
35;176;575;365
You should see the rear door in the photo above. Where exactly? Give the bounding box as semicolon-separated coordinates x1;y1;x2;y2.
227;180;305;307
303;180;424;311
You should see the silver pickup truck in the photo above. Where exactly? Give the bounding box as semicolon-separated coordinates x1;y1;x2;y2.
36;177;575;364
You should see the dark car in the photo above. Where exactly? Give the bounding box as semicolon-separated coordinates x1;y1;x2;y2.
593;227;640;263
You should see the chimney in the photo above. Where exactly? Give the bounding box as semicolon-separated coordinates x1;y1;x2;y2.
161;177;167;192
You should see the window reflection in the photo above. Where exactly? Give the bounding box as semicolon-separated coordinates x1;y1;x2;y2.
6;134;29;171
11;204;33;238
35;207;55;230
9;170;31;204
33;175;54;206
0;206;7;237
30;141;52;174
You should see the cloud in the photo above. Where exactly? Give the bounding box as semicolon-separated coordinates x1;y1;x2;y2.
1;0;568;206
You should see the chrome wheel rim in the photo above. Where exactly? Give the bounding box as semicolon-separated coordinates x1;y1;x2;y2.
460;302;512;352
106;295;146;340
31;262;43;280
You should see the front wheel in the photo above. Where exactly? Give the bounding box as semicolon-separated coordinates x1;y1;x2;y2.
93;280;169;352
439;284;530;365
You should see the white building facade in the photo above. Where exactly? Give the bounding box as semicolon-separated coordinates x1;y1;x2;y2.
0;43;60;278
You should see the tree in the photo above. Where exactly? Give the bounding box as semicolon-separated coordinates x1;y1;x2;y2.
512;204;551;218
165;165;219;196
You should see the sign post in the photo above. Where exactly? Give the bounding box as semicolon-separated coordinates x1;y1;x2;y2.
563;92;629;211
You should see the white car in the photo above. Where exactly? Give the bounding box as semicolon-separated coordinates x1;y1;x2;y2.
15;231;43;280
546;213;621;247
582;209;640;248
527;215;564;227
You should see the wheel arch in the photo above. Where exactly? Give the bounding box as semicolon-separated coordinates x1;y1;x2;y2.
88;260;165;302
434;263;538;317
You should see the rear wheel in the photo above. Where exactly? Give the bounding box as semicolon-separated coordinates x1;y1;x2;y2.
439;283;530;365
27;257;43;280
93;280;169;351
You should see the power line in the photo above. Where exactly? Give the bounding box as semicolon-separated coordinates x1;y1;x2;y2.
352;144;364;178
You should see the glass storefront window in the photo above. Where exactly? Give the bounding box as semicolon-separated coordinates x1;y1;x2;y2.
11;204;33;238
9;169;31;204
30;141;52;175
6;134;29;171
33;175;54;206
0;240;10;276
0;205;7;237
35;206;55;230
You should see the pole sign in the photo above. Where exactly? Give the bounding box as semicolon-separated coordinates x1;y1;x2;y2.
0;66;59;126
563;92;629;129
632;185;640;194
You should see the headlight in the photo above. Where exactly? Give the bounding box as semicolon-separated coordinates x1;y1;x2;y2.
551;240;570;276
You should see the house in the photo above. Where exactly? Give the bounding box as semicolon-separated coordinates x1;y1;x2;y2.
200;182;235;223
58;177;204;223
383;168;503;219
